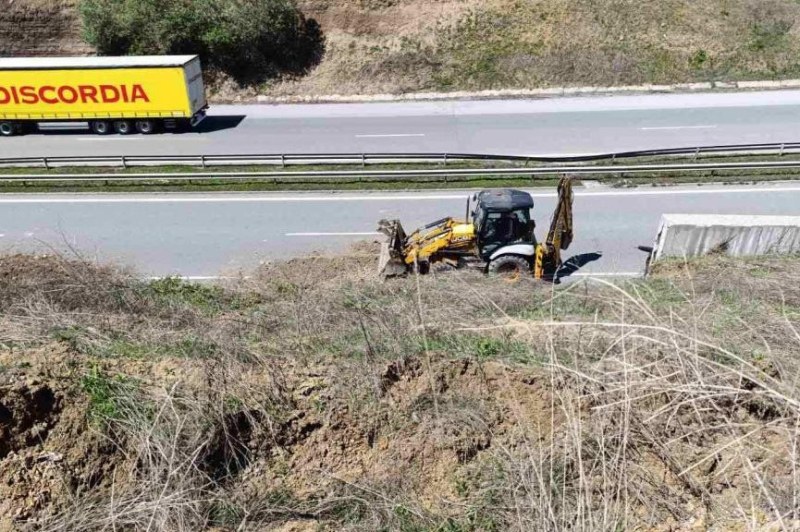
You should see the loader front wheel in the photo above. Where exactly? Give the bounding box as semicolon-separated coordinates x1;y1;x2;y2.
413;260;430;275
488;255;530;282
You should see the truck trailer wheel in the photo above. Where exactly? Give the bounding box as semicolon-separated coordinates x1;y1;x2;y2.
113;121;132;135
90;121;111;135
0;121;17;137
488;255;530;282
135;120;156;134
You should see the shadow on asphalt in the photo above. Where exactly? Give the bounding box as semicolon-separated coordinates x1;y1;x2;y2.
556;252;603;281
192;115;246;134
30;115;247;136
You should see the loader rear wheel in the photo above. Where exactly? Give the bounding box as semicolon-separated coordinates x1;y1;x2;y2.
488;255;530;282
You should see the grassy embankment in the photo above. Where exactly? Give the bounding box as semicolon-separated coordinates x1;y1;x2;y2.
1;249;800;530
257;0;800;98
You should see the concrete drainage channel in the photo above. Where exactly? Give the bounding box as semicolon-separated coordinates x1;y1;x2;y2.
643;214;800;275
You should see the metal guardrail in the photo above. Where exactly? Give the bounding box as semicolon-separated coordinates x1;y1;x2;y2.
3;159;800;183
1;142;800;169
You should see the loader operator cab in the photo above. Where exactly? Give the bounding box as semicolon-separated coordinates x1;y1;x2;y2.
471;189;535;260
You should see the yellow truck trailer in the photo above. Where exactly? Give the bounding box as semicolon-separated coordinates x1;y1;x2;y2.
0;55;208;136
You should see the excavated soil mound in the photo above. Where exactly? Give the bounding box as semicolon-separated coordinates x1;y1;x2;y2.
0;347;117;524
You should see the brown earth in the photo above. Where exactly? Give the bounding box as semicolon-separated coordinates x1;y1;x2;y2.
0;0;92;57
1;252;800;530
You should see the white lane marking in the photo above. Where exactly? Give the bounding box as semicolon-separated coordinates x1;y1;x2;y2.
286;232;382;237
355;133;426;138
77;137;146;141
639;125;718;131
147;275;241;281
571;272;641;278
147;272;641;281
1;185;800;204
568;186;800;198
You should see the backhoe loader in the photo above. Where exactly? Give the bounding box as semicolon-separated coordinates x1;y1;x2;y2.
378;176;573;280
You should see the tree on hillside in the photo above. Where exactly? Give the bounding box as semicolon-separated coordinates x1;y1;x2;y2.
79;0;324;83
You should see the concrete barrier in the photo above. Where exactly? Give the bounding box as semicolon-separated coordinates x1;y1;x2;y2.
651;214;800;262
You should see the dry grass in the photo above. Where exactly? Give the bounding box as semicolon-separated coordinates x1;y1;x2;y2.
1;251;800;530
256;0;800;97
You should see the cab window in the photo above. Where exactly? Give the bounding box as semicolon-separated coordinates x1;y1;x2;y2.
482;209;530;245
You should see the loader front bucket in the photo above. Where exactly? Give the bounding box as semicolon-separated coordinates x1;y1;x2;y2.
377;219;409;277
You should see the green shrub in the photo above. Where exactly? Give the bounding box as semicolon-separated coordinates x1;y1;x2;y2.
689;49;709;70
79;0;324;83
144;276;227;314
81;367;133;422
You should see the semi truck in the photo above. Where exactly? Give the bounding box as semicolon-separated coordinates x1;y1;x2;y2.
0;55;208;136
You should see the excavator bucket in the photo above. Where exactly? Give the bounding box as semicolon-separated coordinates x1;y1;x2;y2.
377;219;409;277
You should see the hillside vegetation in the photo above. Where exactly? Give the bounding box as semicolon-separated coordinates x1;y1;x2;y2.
1;250;800;530
79;0;324;84
280;0;800;96
3;0;800;97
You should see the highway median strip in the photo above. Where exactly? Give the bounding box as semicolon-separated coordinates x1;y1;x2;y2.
2;148;800;192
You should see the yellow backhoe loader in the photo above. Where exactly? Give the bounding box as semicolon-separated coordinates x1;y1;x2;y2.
378;176;573;280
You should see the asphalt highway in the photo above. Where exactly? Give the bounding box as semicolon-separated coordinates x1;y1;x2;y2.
4;90;800;157
0;182;798;278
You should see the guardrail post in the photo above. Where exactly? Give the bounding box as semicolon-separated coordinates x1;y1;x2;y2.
361;154;366;167
121;156;127;169
200;155;206;168
281;154;286;168
443;154;448;166
781;144;786;157
42;157;49;170
694;147;700;161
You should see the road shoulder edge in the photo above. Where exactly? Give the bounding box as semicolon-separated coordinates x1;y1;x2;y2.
246;79;800;105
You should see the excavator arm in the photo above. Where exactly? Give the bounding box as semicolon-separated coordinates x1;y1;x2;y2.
534;175;574;279
377;217;471;276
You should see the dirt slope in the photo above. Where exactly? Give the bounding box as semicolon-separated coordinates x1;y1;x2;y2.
270;0;800;96
1;251;800;530
0;0;92;57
